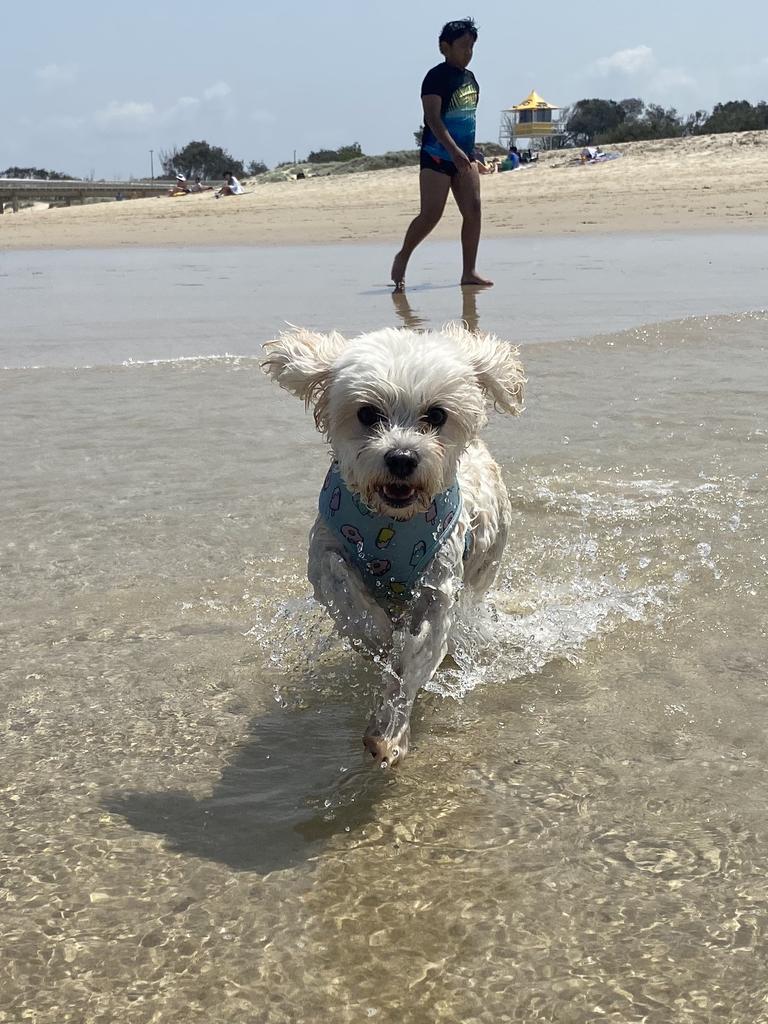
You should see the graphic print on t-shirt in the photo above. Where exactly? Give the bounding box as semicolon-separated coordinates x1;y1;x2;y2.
421;64;479;164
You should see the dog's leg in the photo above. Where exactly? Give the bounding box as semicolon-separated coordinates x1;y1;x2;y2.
311;548;393;653
463;517;509;599
364;587;455;768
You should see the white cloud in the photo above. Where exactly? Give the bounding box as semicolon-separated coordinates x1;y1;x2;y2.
652;68;696;91
594;45;654;76
56;81;234;137
35;63;78;84
203;81;231;100
164;95;200;119
94;101;155;126
34;81;253;157
588;44;696;100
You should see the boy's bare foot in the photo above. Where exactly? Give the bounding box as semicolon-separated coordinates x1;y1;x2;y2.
461;272;493;287
391;251;407;291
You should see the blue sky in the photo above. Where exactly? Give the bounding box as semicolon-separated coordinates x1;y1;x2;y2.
3;0;767;178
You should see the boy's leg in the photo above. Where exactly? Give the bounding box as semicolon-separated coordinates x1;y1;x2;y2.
451;164;493;287
391;169;452;290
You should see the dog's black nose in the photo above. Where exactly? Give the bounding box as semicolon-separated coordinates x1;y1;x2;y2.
385;449;419;478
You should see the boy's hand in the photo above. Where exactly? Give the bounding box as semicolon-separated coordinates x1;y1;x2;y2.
453;149;472;173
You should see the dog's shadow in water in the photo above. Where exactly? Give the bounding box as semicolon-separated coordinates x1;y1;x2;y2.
104;698;393;875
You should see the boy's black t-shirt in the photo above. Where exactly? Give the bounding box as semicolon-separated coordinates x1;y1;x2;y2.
420;63;479;162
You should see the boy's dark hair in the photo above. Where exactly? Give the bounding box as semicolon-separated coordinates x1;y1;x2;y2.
439;18;478;44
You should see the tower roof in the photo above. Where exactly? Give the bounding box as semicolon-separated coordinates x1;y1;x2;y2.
506;90;559;111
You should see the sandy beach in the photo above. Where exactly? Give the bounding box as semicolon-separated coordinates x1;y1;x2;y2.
2;130;767;252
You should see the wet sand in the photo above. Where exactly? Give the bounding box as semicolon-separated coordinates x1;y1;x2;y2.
1;130;767;252
2;233;767;369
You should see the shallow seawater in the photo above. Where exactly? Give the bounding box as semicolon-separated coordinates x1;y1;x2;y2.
1;240;767;1023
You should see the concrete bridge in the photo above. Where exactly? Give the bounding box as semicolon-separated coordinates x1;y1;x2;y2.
0;178;179;213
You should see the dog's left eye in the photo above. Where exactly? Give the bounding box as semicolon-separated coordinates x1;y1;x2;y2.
357;405;386;427
424;406;447;428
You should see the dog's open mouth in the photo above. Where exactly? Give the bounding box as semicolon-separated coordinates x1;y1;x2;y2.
378;483;417;508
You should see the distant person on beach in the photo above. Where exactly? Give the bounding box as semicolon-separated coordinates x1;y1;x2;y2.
168;173;191;196
215;171;245;198
189;177;213;193
473;146;496;174
498;145;520;172
391;17;492;291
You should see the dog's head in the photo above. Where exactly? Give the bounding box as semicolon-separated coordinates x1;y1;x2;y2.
262;324;525;520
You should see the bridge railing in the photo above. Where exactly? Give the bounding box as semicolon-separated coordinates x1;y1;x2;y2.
0;179;217;212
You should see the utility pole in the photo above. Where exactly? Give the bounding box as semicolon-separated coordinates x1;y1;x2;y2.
149;149;154;180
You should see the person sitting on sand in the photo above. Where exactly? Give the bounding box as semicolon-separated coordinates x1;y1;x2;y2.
580;146;600;164
168;173;191;196
473;147;496;174
506;145;521;170
188;177;213;193
215;171;245;198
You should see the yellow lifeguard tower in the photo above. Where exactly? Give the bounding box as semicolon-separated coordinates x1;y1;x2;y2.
499;90;566;150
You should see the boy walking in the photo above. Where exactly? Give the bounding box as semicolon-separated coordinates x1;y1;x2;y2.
391;18;492;291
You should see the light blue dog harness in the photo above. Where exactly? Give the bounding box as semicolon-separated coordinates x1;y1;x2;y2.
318;462;464;601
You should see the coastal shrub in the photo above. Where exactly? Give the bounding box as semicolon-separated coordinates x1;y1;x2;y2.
324;150;419;175
308;143;363;163
697;100;768;134
252;150;420;184
476;141;506;157
1;166;77;180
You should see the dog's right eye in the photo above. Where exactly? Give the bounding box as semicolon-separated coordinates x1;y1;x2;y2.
357;405;385;427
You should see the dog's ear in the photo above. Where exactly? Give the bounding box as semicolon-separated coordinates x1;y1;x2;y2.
446;323;526;414
261;328;348;430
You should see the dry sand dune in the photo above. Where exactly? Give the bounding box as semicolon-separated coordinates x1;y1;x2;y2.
2;131;767;252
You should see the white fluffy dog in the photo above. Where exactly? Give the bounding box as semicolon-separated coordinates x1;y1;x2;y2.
262;324;525;767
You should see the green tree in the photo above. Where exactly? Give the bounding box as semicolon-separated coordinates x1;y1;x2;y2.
566;99;626;144
684;109;709;134
699;100;768;134
246;159;268;176
160;140;244;180
618;98;644;122
599;104;684;142
643;104;684;137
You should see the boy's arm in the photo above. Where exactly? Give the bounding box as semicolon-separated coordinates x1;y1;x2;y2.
422;95;471;171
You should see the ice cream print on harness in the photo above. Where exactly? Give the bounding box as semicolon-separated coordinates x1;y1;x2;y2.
319;461;464;600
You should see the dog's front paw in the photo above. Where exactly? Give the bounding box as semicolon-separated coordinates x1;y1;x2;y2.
363;715;410;769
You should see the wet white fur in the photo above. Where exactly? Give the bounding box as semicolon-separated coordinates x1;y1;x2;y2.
262;324;525;761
